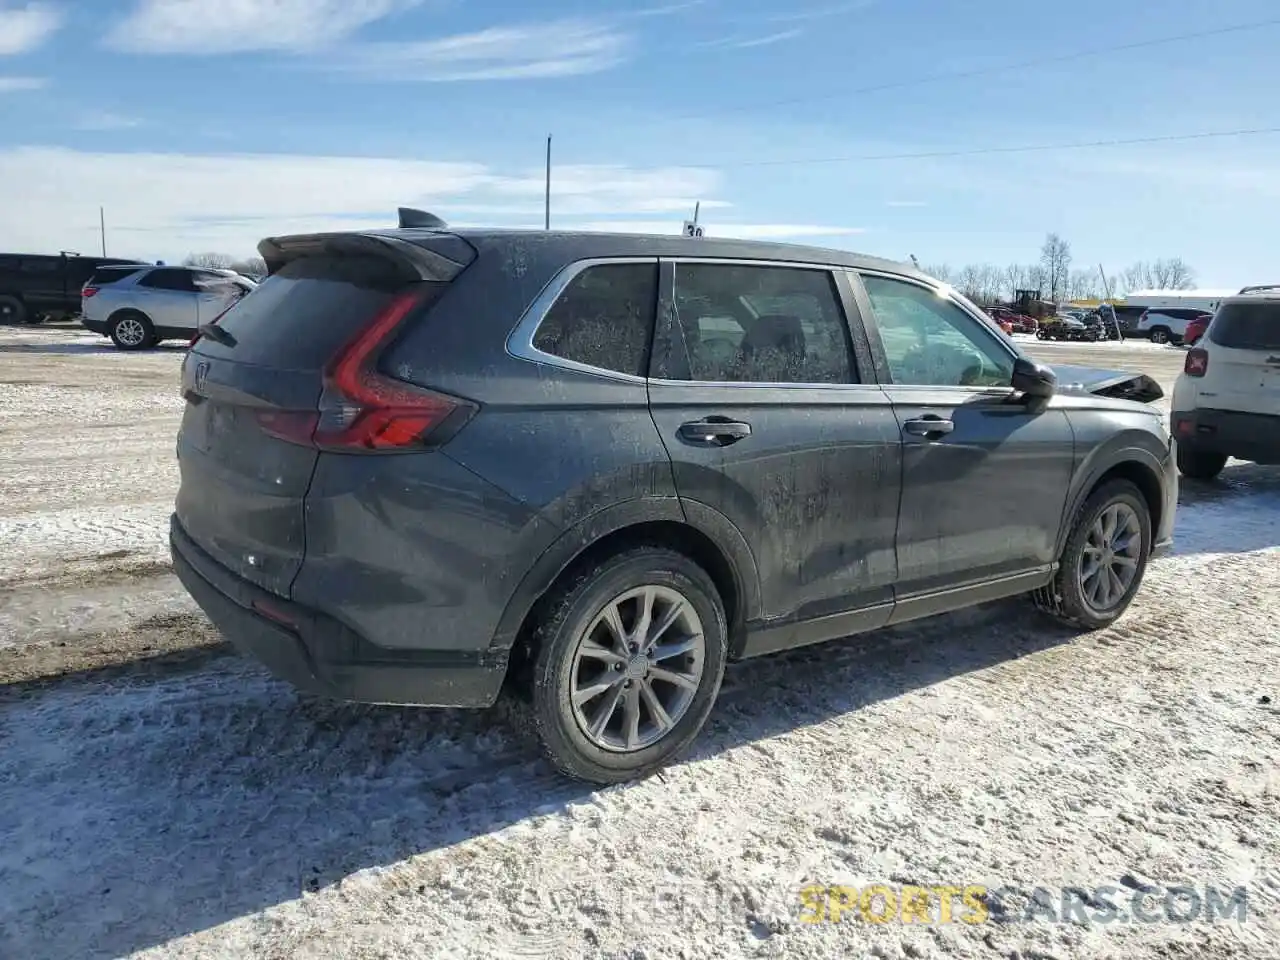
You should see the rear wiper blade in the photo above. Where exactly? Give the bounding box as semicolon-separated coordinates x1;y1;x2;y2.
197;323;236;347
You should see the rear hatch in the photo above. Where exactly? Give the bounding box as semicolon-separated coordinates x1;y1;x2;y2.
175;232;476;597
1201;300;1280;416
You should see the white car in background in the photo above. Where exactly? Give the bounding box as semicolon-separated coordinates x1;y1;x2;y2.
1133;307;1213;346
1171;290;1280;478
81;264;255;350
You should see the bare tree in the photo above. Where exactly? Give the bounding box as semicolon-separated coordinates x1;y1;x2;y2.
230;257;267;278
958;264;984;301
1040;233;1072;303
1004;263;1028;301
922;263;956;284
1068;269;1099;301
1150;257;1195;290
183;252;238;269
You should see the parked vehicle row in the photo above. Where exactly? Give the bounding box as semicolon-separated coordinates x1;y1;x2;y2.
170;216;1176;784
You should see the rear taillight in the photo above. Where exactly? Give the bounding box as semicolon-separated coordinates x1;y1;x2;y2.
257;288;473;452
1184;348;1209;377
82;286;99;298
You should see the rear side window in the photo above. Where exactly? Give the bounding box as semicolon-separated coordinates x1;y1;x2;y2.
1208;302;1280;351
139;268;197;292
660;263;854;383
532;262;657;377
20;258;58;274
194;255;430;370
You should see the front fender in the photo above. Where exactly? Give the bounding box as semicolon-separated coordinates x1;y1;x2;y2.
1056;428;1172;556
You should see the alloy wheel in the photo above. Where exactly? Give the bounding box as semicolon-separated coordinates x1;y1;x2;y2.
1077;502;1142;614
115;317;146;347
568;585;706;753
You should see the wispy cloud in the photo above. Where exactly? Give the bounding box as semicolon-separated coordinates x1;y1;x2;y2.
335;19;628;81
74;112;145;131
756;1;874;23
0;74;44;91
0;147;728;258
695;28;802;50
107;0;422;54
0;1;63;55
623;0;706;18
886;200;927;207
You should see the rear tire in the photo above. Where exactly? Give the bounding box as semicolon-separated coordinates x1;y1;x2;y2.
528;546;728;784
1149;327;1170;345
1177;447;1228;480
109;311;155;351
1034;480;1152;630
0;295;26;325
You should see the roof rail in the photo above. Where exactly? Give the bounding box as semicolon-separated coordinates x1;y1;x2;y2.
397;207;448;230
1238;284;1280;294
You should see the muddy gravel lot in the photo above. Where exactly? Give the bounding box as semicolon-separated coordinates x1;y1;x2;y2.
1;325;1277;960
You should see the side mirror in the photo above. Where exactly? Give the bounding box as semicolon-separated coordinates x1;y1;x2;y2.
1011;356;1056;399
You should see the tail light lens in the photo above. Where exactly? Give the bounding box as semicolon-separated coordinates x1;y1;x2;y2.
1184;348;1209;377
82;286;99;298
256;288;474;452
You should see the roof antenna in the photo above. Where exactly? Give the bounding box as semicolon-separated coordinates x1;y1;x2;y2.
398;207;448;229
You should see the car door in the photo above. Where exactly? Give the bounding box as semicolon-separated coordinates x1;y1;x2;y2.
647;258;902;655
136;268;199;333
852;271;1075;616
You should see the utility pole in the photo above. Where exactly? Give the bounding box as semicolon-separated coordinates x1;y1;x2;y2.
99;206;106;256
544;135;552;231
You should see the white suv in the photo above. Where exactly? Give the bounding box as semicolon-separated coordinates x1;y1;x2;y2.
1134;308;1213;345
81;265;255;350
1171;292;1280;478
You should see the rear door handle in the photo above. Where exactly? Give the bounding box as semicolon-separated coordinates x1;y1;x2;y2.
903;417;954;437
677;419;752;447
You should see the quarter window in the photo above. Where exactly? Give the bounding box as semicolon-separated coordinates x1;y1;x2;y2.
862;275;1014;388
532;262;657;377
662;263;855;383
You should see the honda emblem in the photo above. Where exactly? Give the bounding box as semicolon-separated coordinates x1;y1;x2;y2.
194;360;210;393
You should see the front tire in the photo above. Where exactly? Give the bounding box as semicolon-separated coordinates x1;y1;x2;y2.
109;311;155;350
1149;327;1170;345
1177;447;1227;480
1034;480;1152;629
529;546;728;784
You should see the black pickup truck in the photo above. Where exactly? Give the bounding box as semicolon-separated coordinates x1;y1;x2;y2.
0;252;148;324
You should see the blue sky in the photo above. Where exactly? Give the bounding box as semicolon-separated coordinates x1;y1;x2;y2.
1;0;1278;287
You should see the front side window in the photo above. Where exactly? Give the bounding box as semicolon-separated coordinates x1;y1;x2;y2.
532;262;657;377
861;275;1014;388
664;263;855;383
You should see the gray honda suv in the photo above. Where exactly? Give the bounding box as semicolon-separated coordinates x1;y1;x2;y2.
171;218;1177;784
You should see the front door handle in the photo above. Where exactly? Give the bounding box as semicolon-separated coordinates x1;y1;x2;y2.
902;417;954;437
678;418;752;447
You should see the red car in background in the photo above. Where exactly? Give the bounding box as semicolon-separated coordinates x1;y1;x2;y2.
989;306;1037;334
1183;313;1211;346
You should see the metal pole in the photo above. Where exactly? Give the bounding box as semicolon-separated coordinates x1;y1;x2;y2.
99;206;106;256
544;135;551;230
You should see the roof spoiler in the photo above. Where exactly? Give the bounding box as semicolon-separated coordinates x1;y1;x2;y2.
257;232;474;283
398;207;448;230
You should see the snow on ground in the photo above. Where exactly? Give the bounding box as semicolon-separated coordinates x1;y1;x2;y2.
1;326;1278;960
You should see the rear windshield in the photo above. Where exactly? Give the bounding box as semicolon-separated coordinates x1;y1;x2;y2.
193;254;443;370
1208;302;1280;351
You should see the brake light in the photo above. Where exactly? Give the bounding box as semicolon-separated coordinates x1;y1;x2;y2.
256;288;473;452
1184;348;1209;377
82;286;99;298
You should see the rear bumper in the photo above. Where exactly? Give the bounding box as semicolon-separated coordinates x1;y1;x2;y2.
81;317;107;335
1172;408;1280;465
170;516;508;707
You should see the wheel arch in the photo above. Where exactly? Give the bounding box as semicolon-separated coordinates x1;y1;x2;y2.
107;306;152;324
1057;445;1166;556
494;500;761;689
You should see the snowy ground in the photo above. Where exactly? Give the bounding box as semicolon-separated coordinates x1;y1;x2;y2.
1;325;1278;960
